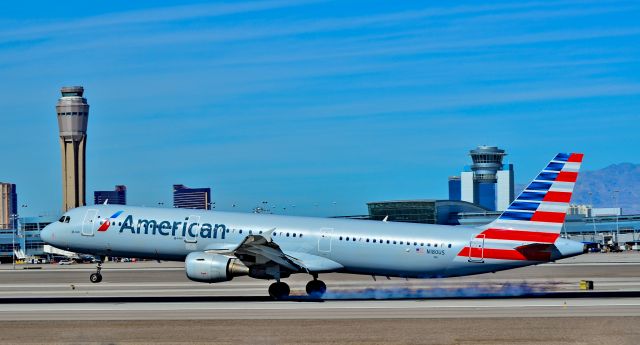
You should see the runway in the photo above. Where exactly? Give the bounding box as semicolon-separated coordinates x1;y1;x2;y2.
2;296;640;320
1;253;639;344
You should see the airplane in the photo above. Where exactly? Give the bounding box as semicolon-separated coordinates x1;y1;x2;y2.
40;153;586;299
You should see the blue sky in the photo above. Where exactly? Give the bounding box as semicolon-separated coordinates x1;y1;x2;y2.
1;0;639;217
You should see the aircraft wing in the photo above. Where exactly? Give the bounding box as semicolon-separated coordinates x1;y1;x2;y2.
204;232;342;273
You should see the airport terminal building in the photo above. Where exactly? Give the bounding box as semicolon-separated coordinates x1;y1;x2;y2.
0;216;55;262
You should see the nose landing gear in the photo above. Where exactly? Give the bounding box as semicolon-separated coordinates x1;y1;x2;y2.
89;261;103;283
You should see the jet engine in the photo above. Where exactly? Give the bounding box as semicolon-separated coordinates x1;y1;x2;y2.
185;252;249;283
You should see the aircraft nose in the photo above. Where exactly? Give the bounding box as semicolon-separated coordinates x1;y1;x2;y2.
40;223;55;244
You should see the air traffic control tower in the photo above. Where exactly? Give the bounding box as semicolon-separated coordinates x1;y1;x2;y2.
456;145;515;211
56;86;89;211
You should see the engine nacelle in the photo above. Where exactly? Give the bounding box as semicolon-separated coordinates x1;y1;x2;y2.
185;252;249;283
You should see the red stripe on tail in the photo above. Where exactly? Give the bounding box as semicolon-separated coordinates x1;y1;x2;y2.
531;211;566;223
568;153;584;163
480;228;560;243
556;171;578;182
543;191;572;203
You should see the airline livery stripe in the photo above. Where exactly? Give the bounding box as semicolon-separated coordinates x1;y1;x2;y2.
458;247;527;261
531;211;566;223
561;162;581;172
536;202;569;213
543;191;572;203
479;229;560;243
568;153;584;163
535;171;558;181
516;191;545;202
527;182;553;191
556;171;578;182
554;153;570;162
549;182;574;192
491;219;563;232
545;162;565;171
499;211;534;221
508;202;540;211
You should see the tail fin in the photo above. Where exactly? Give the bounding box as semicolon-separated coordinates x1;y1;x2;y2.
478;152;583;244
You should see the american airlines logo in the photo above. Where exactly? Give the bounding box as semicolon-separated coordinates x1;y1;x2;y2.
97;211;124;232
117;215;227;239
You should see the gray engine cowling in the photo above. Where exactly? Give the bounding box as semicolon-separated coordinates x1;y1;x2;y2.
185;252;249;283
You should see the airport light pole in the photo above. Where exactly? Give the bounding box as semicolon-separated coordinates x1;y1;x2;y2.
614;190;620;247
589;192;597;242
10;213;18;270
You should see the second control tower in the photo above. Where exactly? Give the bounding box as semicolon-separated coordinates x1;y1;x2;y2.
56;86;89;211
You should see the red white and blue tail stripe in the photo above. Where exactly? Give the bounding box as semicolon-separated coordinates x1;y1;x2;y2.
458;153;583;261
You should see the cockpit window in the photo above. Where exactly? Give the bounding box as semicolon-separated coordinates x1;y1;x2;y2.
59;216;65;223
64;216;70;223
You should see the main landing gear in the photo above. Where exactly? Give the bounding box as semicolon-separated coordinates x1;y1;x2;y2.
268;275;328;299
268;281;290;299
306;277;326;298
89;261;103;283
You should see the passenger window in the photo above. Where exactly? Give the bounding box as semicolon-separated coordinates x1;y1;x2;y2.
413;242;417;246
346;237;349;241
293;233;296;237
393;241;397;244
373;239;376;243
352;238;356;242
239;230;243;234
300;234;303;238
286;233;290;237
387;240;390;244
400;241;403;245
339;236;343;240
434;244;438;247
366;239;370;242
448;244;452;248
420;243;424;246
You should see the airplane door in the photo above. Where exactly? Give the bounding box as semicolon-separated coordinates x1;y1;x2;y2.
318;228;333;253
82;209;98;236
468;234;485;263
184;215;200;250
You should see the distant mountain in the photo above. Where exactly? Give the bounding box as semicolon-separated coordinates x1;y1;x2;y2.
514;163;640;214
572;163;640;214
